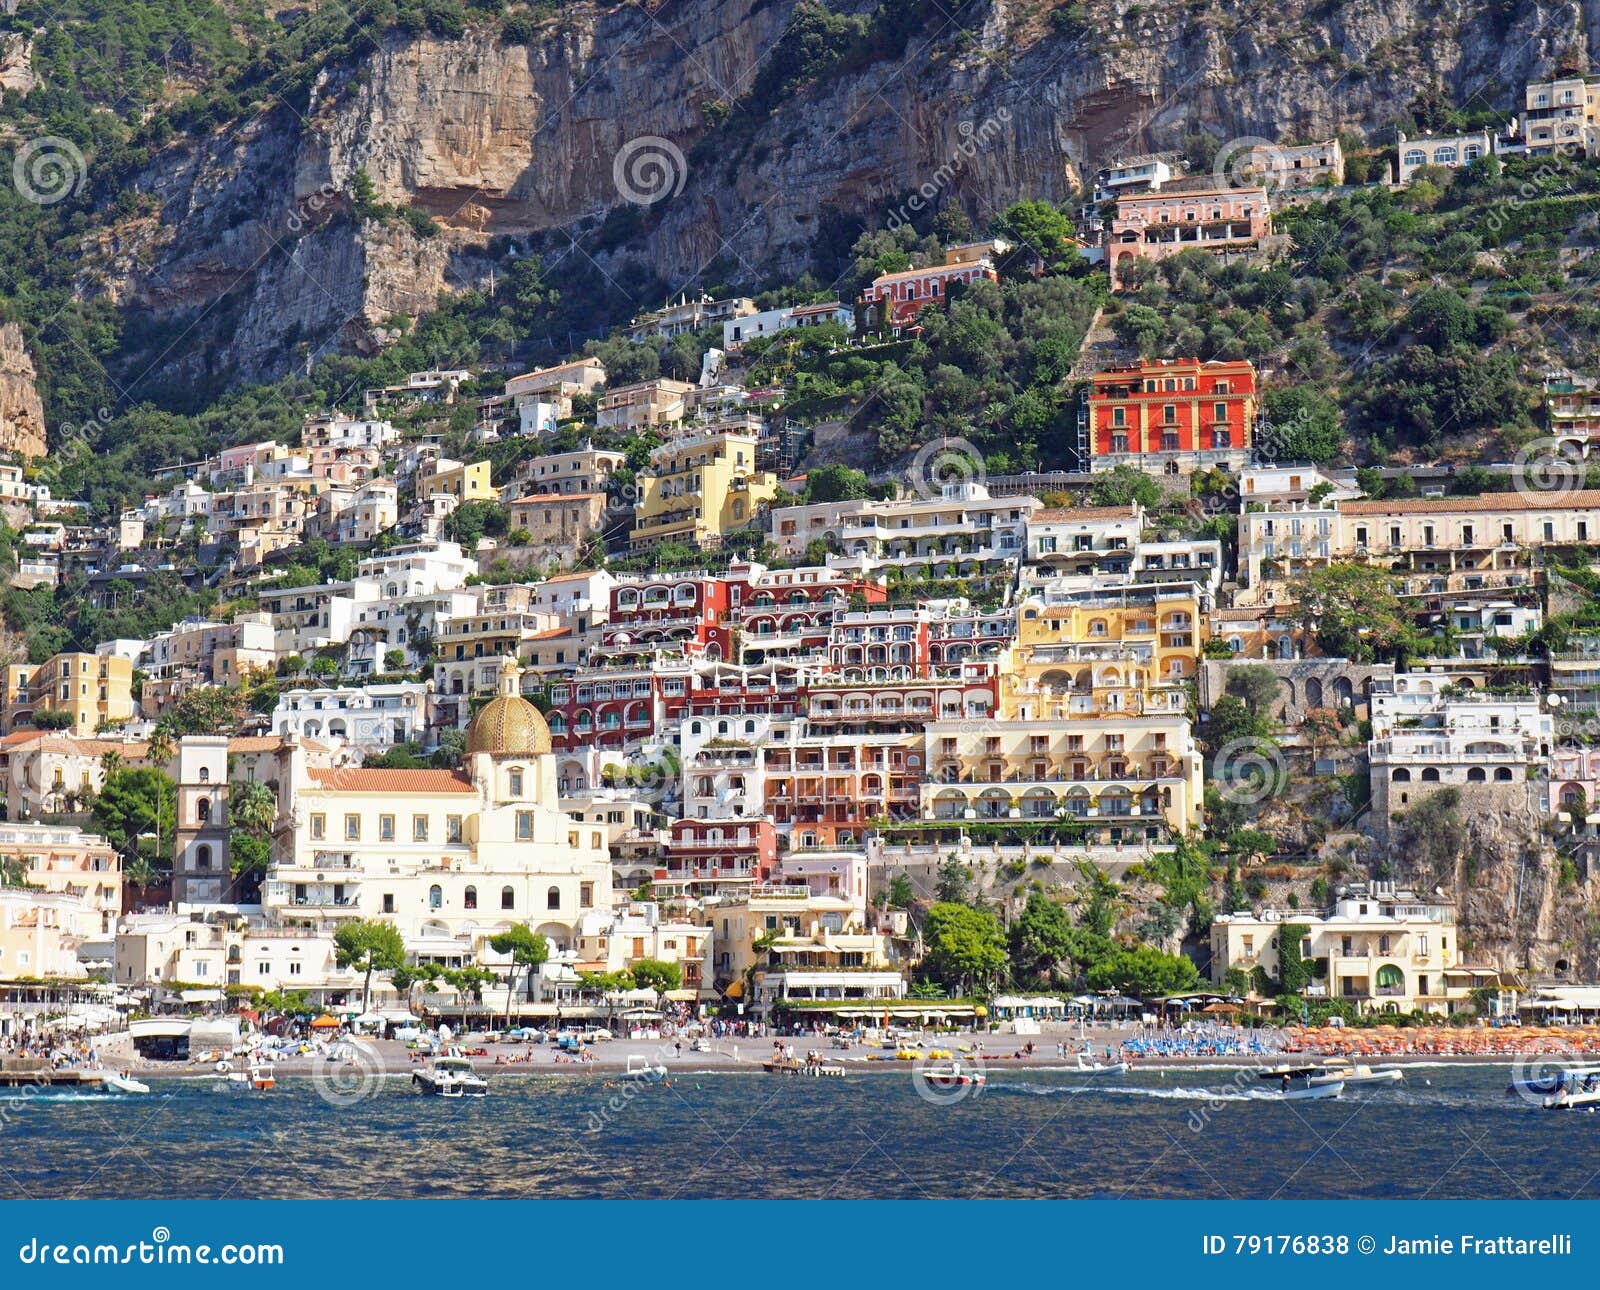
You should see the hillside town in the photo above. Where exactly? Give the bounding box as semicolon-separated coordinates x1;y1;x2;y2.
2;63;1600;1055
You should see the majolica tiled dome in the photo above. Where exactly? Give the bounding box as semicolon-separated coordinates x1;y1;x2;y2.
465;661;551;756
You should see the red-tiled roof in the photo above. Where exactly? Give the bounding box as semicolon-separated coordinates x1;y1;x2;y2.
307;768;475;794
1031;505;1140;522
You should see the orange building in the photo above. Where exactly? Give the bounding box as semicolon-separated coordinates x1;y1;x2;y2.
1088;357;1257;471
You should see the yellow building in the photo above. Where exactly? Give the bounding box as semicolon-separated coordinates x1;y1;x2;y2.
1001;588;1207;722
631;429;778;551
1;653;135;735
418;459;495;505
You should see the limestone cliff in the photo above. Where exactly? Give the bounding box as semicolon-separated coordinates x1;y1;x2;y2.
0;323;46;461
87;0;1600;385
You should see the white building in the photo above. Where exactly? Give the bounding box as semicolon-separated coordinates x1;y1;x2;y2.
272;682;431;750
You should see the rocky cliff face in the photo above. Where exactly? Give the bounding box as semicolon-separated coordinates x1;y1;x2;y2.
90;0;1600;386
0;323;47;460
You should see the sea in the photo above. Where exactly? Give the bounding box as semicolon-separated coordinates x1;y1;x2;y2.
4;1064;1595;1199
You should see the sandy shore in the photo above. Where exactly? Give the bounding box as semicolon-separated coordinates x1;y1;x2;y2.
113;1034;1576;1079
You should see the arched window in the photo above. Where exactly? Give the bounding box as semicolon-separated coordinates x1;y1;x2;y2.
1391;768;1411;782
1466;767;1486;782
546;886;561;911
429;885;443;909
198;767;210;783
508;768;524;797
1494;767;1514;782
196;844;212;872
1433;146;1458;165
1375;964;1404;990
464;885;477;910
501;886;515;910
197;799;211;823
1403;149;1426;167
1420;768;1440;781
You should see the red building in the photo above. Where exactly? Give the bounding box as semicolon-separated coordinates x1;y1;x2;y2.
1088;357;1257;469
859;244;1002;331
604;576;735;659
657;818;778;898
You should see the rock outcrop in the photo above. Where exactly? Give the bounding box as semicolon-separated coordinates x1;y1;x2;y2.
0;324;46;460
84;0;1600;385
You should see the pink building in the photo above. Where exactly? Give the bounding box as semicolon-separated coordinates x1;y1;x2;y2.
1108;185;1270;283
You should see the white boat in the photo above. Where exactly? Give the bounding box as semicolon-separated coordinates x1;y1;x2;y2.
919;1066;986;1090
101;1072;150;1095
1282;1078;1343;1101
623;1055;668;1082
1308;1058;1403;1088
1259;1065;1344;1100
413;1053;488;1097
1070;1052;1128;1076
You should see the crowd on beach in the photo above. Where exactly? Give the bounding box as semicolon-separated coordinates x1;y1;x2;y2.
0;1033;102;1069
1285;1023;1600;1058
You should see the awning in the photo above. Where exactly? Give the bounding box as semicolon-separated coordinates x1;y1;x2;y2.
309;1015;342;1029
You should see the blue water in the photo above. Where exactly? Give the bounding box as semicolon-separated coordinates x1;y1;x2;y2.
3;1065;1594;1199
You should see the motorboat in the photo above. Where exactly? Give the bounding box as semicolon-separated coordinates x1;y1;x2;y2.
1282;1079;1343;1101
101;1072;150;1095
1509;1065;1600;1101
1069;1051;1128;1076
622;1055;668;1082
1308;1058;1402;1088
227;1061;275;1091
1259;1065;1344;1100
413;1052;489;1097
918;1065;986;1091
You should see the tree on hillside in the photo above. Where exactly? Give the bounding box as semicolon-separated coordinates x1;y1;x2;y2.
923;902;1007;995
153;686;247;739
1224;664;1282;718
1084;945;1201;997
92;767;176;878
1286;563;1415;661
1008;892;1075;982
1089;464;1161;509
934;854;971;905
333;919;407;1014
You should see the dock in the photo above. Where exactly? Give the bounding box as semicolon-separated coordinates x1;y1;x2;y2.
0;1067;105;1086
762;1059;846;1077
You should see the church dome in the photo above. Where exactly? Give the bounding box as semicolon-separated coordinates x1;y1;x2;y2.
465;661;552;756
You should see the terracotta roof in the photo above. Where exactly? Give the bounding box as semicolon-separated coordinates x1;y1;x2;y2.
526;627;572;641
307;768;475;794
0;730;153;757
540;571;603;584
1031;505;1140;522
227;735;335;754
1342;489;1600;515
869;261;991;286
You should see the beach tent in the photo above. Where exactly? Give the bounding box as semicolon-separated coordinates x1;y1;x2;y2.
309;1014;342;1030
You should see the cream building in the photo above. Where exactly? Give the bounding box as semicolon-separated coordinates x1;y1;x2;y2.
1210;883;1501;1015
265;663;613;963
920;714;1204;844
1238;490;1600;587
